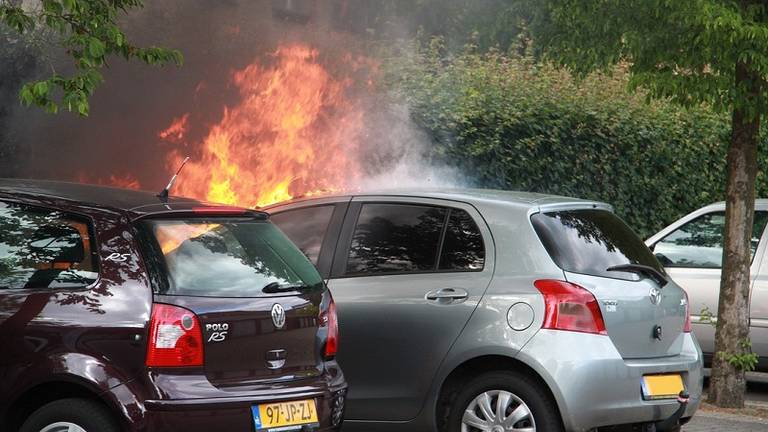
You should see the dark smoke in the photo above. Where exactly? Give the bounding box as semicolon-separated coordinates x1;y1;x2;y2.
0;1;514;190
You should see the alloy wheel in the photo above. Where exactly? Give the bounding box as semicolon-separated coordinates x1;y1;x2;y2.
39;422;87;432
461;390;535;432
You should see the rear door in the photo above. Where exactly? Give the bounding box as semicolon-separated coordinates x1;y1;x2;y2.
325;197;493;421
138;217;327;385
532;207;688;359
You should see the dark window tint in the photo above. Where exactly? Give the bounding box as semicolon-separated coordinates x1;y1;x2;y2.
142;219;323;297
531;209;662;281
346;204;446;275
653;211;768;268
0;201;98;289
270;205;334;265
439;209;485;271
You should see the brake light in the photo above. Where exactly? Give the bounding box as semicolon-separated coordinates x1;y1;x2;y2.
534;280;607;335
146;303;204;367
320;296;339;359
683;290;692;333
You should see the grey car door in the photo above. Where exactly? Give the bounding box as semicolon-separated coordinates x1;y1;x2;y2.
648;208;768;358
326;197;493;422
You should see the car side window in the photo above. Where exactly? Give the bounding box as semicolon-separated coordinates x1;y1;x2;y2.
0;201;98;289
439;209;485;271
346;204;447;275
270;205;335;265
653;211;768;268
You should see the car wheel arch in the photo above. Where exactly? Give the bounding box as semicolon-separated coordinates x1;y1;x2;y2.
433;354;563;432
4;378;121;432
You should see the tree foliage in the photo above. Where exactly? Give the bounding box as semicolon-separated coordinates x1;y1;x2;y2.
0;0;182;116
382;40;768;238
529;0;768;118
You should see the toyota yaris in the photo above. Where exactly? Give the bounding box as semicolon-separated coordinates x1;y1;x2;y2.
266;189;703;432
0;179;346;432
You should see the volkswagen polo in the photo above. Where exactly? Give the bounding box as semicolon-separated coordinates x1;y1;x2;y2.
0;179;346;432
266;189;703;432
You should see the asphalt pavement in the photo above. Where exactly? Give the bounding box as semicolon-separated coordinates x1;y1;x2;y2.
682;371;768;431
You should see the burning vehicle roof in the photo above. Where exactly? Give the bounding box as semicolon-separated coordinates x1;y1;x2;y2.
0;178;258;219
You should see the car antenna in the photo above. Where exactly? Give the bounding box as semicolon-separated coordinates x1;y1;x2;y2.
158;156;190;202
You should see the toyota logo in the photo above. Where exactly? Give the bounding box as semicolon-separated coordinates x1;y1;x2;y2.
649;287;662;305
271;303;286;329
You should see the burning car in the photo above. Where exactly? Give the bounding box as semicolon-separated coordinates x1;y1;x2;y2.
0;179;346;432
266;189;703;432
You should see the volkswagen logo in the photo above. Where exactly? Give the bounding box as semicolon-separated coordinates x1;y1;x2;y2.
271;303;286;329
649;287;662;305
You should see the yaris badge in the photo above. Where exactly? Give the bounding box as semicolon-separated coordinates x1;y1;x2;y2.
649;287;662;305
271;303;286;329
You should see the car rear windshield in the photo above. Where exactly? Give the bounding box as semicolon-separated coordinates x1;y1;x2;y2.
531;209;664;281
139;219;323;297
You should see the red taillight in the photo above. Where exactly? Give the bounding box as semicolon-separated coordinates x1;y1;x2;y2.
534;279;608;335
320;296;339;359
683;290;692;333
146;303;204;367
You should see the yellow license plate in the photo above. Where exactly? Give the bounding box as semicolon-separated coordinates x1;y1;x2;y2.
252;399;319;430
642;374;685;400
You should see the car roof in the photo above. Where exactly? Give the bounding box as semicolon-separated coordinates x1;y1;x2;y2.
0;178;241;218
264;187;606;211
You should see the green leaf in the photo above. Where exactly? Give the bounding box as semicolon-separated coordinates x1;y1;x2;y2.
88;38;105;58
33;81;49;98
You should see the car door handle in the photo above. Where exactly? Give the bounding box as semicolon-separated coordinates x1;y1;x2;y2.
425;288;469;302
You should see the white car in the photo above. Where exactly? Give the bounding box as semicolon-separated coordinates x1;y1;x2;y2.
646;201;768;371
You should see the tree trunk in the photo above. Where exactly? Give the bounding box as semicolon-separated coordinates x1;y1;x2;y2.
708;60;761;408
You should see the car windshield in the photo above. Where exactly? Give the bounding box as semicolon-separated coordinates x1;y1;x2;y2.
531;209;664;281
141;219;323;297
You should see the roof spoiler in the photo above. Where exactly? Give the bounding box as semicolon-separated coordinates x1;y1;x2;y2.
131;206;268;222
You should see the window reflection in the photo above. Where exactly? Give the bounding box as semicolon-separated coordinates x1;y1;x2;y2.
439;209;485;271
0;201;98;289
270;205;334;265
532;210;662;281
654;211;768;268
149;220;323;297
346;204;446;275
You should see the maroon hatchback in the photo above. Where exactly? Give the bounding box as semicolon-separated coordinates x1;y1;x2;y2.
0;179;346;432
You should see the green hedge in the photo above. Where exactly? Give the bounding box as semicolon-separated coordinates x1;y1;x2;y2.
384;41;768;238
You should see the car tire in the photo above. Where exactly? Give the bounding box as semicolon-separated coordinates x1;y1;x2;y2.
19;398;120;432
446;370;563;432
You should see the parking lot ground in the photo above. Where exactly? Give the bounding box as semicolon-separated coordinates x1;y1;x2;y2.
683;411;768;431
684;371;768;430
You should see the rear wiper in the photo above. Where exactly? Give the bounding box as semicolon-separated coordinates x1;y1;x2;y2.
606;264;668;287
261;282;308;294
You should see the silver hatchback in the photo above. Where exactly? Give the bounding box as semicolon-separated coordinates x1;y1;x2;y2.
265;189;703;432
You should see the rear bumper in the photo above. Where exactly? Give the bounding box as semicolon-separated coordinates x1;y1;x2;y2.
144;388;346;431
109;362;346;432
517;330;703;432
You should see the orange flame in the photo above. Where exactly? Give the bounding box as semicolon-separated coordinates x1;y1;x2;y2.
78;173;142;190
163;43;365;208
158;113;189;143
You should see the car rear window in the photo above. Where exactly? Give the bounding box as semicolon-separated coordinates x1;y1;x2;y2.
139;219;323;297
531;209;663;281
